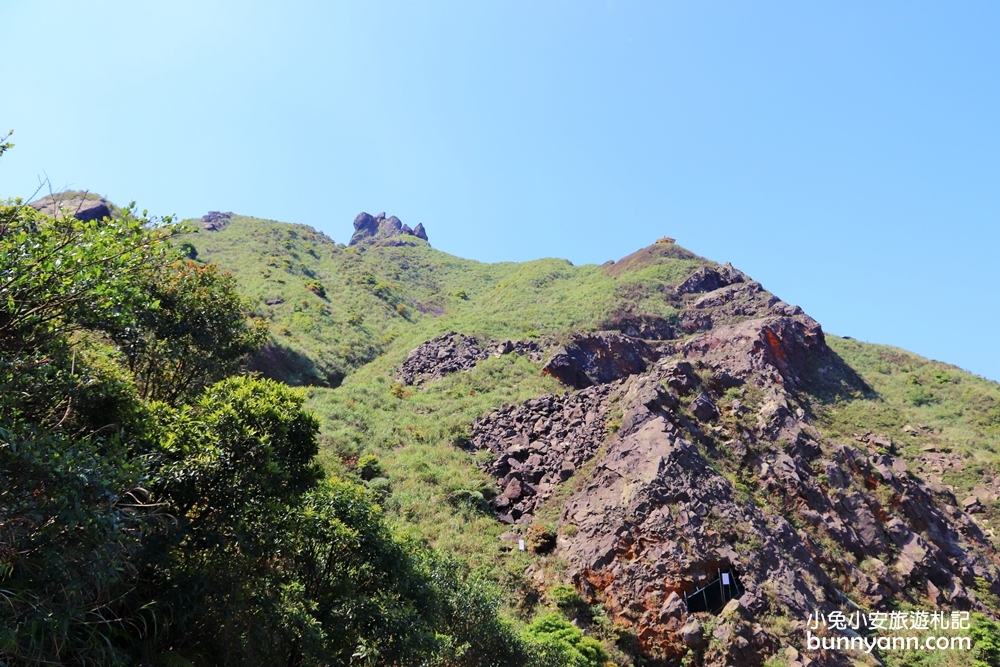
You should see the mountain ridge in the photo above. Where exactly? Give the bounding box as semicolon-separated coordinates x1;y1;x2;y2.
184;210;1000;665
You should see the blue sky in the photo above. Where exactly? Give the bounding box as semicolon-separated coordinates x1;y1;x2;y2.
2;1;998;381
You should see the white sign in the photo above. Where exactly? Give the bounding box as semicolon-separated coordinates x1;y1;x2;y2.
722;573;730;586
518;539;525;551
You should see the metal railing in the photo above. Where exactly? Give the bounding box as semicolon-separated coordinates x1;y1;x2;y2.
683;569;744;614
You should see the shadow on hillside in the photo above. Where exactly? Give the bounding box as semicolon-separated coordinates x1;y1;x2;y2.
800;342;874;404
249;342;344;388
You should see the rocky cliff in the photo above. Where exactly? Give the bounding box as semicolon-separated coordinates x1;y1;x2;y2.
399;260;1000;666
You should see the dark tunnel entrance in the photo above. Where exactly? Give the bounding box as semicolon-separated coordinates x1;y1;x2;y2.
684;568;745;614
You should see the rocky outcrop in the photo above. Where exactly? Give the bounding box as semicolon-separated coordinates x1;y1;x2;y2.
541;332;657;389
29;191;117;221
675;262;746;295
201;211;234;231
603;313;678;341
467;264;1000;665
398;333;543;386
349;211;430;246
472;386;614;523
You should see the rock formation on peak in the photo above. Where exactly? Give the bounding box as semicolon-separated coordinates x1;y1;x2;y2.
29;190;118;221
349;211;429;246
201;211;234;231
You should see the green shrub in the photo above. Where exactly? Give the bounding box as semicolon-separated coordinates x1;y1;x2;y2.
365;476;393;500
447;488;491;514
972;613;1000;667
304;280;326;298
907;386;937;407
526;524;557;554
550;584;585;610
523;613;609;667
356;454;384;481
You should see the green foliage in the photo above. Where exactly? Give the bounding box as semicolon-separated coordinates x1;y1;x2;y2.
0;194;563;665
523;613;610;667
0;203;176;424
0;422;150;664
550;584;585;610
109;260;269;405
907;384;938;407
0;201;179;663
973;614;1000;667
356;453;383;480
156;377;322;537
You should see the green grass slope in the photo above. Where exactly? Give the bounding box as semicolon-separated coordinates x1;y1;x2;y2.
816;336;1000;546
187;216;705;385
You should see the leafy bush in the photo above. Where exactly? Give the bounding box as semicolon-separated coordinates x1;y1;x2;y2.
447;488;491;514
527;523;557;554
305;279;326;298
108;260;269;405
972;613;1000;667
550;584;585;610
907;385;937;407
523;613;610;667
356;453;384;480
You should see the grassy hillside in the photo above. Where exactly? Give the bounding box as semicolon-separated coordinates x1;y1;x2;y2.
817;336;1000;546
188;211;1000;546
188;214;1000;661
188;216;704;385
186;216;713;608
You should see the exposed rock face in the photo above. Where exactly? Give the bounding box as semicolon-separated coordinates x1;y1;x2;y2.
383;254;1000;665
604;314;678;341
349;211;430;246
29;191;116;221
201;211;234;231
397;332;543;386
472;385;614;523
675;262;746;295
541;332;657;389
464;265;1000;665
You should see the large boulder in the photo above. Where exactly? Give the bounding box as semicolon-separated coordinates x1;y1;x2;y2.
349;212;379;245
29;191;117;222
201;211;234;231
542;331;656;389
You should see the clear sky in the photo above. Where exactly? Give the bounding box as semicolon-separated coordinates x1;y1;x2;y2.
2;2;998;381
